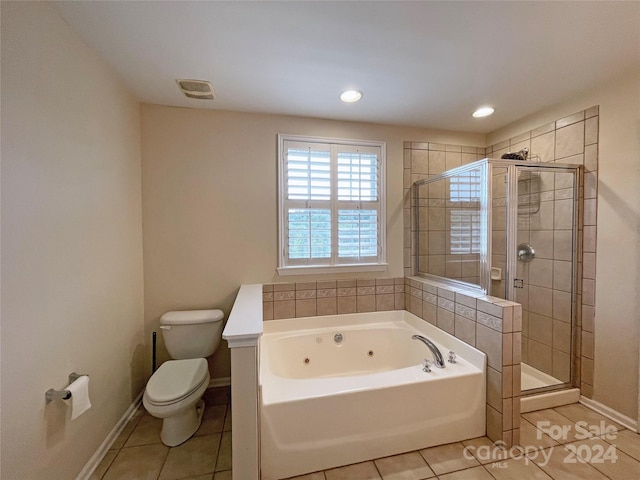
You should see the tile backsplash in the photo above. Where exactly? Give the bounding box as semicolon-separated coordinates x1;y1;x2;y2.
262;278;405;320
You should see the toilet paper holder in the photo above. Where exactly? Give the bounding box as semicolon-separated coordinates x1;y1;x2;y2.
45;372;87;404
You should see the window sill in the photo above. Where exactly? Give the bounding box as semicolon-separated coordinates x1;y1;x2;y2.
277;263;389;276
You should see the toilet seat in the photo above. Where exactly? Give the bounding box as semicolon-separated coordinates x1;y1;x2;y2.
145;358;209;406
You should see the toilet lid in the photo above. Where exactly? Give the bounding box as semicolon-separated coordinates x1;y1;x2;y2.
146;358;209;405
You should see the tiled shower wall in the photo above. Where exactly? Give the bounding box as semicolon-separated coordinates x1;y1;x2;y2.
403;143;487;278
403;106;598;399
485;106;599;397
490;165;579;385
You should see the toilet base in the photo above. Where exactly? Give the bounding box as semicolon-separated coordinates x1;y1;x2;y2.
160;399;205;447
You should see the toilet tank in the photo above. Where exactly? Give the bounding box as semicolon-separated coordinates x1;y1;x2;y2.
160;309;224;359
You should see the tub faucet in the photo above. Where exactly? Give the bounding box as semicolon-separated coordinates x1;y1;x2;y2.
412;335;446;368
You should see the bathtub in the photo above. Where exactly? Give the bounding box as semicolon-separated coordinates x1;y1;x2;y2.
259;310;486;480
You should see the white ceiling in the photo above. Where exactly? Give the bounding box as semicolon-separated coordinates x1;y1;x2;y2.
53;1;640;134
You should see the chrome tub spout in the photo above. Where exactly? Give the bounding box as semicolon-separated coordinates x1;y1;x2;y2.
412;335;446;368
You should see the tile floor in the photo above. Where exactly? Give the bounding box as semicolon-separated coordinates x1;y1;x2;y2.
91;394;640;480
286;403;640;480
91;386;232;480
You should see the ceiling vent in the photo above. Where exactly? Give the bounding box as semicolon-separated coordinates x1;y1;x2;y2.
176;79;215;100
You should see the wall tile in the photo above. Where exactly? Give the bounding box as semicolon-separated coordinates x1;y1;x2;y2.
582;331;594;359
317;297;337;316
530;131;555;163
531;121;555;138
337;287;356;297
394;292;405;310
552;290;572;322
356;295;376;313
376;294;395;311
582;305;595;333
296;289;316;299
437;307;455;335
263;301;273;321
273;282;294;292
477;310;502;332
584;144;598;172
337;296;356;314
477;323;503;371
295;281;316;291
422;301;437;325
295;299;316;317
582;278;595;306
528;339;552;373
513;332;522;364
553;350;570;383
585;117;598;145
454;315;476;346
273;300;295;319
556;111;585;129
487;367;502;411
486;405;502;443
583;226;596;252
555;122;584;159
585;105;599;118
529;313;553;346
317;280;336;289
512;364;521;398
502;399;513;430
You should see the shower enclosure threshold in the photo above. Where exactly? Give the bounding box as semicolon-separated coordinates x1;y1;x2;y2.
521;363;563;390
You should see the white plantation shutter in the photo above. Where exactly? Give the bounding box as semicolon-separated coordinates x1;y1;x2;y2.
336;146;380;263
449;170;481;254
278;135;386;272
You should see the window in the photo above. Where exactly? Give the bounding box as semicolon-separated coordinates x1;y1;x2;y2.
449;169;481;254
278;135;386;274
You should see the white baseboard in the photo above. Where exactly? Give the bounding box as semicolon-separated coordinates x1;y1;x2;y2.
580;396;638;432
74;390;144;480
209;376;231;388
76;378;230;480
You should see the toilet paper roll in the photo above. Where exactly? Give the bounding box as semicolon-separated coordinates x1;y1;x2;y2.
64;375;92;420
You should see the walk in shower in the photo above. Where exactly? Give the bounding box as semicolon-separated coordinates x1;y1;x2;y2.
413;157;581;394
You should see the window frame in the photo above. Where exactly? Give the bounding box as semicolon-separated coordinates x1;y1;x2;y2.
277;134;387;276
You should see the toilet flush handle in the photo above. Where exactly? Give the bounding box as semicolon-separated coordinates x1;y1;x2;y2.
160;325;172;330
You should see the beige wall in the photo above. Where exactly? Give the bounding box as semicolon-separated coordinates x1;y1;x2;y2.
488;69;640;421
140;105;484;378
1;3;144;479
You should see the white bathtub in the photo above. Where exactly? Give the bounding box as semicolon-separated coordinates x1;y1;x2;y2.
259;310;486;480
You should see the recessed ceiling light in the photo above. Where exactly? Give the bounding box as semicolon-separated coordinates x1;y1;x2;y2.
340;90;363;103
472;106;495;118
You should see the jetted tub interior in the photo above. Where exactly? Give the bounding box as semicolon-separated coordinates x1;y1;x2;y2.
259;310;487;480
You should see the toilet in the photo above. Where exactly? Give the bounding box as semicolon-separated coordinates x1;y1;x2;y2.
143;309;224;446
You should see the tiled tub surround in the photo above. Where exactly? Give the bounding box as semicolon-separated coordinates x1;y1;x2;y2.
262;276;521;448
404;106;599;399
259;311;486;479
262;278;406;320
404;276;522;447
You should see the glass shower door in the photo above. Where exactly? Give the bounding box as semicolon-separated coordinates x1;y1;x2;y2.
512;166;578;392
